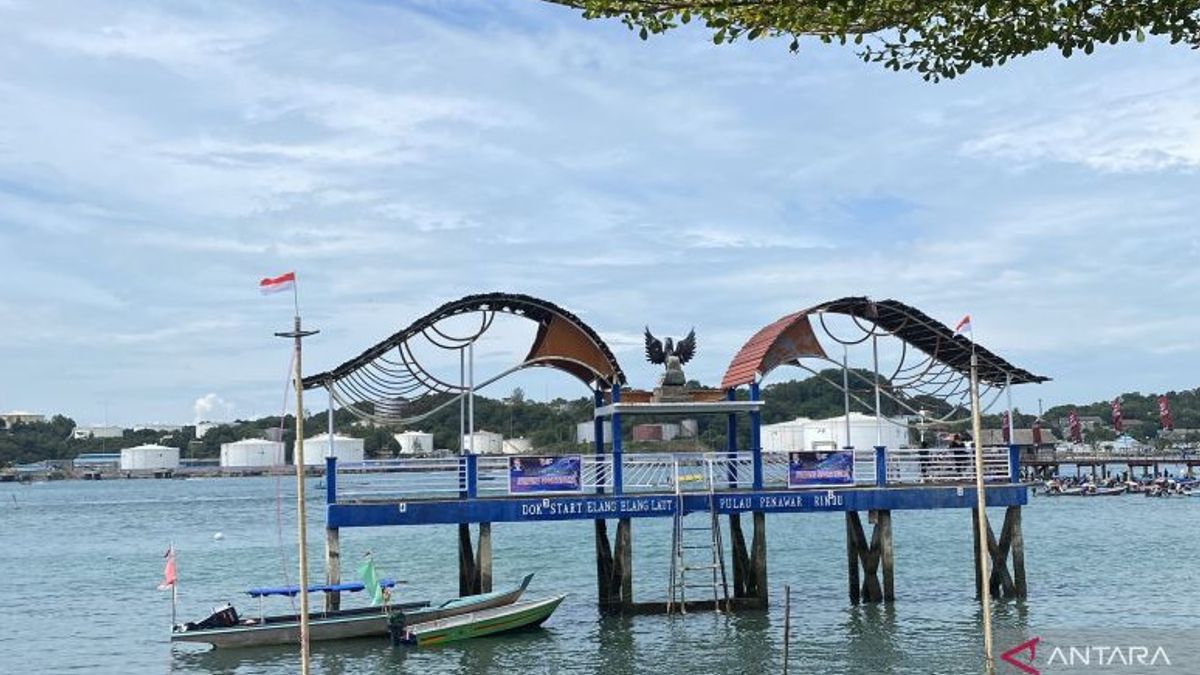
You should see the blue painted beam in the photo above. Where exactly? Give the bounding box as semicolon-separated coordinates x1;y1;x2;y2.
326;484;1029;528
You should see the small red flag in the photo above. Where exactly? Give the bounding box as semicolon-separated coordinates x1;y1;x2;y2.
259;272;296;295
1068;410;1082;443
1111;398;1123;434
158;546;176;590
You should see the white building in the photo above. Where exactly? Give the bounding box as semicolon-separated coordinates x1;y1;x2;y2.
462;430;504;455
1;410;45;429
298;433;366;465
73;425;124;440
120;444;181;471
135;423;183;434
762;412;910;452
220;438;285;468
394;431;435;455
576;421;613;445
502;437;532;455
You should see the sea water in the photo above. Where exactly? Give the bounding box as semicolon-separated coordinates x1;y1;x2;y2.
2;477;1197;674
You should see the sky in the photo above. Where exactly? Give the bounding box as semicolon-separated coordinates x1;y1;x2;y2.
1;1;1198;427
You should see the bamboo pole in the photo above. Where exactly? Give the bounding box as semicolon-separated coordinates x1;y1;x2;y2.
293;315;311;675
969;350;995;674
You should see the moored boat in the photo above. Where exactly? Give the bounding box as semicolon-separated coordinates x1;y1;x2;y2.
390;594;566;647
172;574;534;648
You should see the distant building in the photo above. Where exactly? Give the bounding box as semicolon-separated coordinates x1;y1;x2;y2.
632;423;680;442
298;433;365;465
135;423;183;434
220;438;285;468
120;444;180;471
194;421;218;438
72;425;124;440
394;431;435;455
74;453;121;468
762;412;909;452
978;428;1060;447
462;430;504;455
502;437;532;455
1;411;45;429
576;421;612;445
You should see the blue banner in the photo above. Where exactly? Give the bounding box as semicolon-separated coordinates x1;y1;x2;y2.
787;451;854;488
508;455;583;494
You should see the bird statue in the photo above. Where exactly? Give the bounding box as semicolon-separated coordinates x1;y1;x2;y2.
644;327;696;387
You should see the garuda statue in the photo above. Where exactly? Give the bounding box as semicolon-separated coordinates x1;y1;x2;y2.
644;327;696;387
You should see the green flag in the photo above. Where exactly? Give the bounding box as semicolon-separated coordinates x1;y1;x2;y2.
357;556;384;606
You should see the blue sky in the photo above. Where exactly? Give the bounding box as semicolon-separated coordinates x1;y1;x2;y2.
1;1;1198;426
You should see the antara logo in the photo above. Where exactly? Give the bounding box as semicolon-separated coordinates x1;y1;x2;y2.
1000;636;1173;673
1001;637;1039;674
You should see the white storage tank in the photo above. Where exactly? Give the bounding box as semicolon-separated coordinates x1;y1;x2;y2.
501;437;532;455
462;430;504;455
220;438;285;468
298;433;365;465
394;431;435;455
120;444;181;471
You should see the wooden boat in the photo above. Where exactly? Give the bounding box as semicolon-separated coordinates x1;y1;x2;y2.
390;594;566;647
172;574;534;648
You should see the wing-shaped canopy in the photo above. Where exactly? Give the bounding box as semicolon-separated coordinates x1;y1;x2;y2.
721;296;1049;389
303;292;626;393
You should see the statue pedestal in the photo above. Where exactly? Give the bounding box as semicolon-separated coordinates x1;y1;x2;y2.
652;385;691;403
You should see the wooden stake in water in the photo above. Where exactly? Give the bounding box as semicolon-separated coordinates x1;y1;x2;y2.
969;350;995;674
782;584;791;675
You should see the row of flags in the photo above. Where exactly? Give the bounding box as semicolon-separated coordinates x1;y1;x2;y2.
1061;395;1174;443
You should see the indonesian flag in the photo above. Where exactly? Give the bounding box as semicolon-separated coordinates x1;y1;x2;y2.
1032;418;1043;446
1158;395;1174;432
259;272;296;295
1068;410;1082;443
1111;398;1123;434
1001;411;1011;444
158;546;177;590
953;314;972;337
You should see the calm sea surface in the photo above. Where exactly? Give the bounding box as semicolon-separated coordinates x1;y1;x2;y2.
3;477;1198;674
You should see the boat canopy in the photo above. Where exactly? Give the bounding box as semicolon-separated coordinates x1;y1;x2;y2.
246;579;397;598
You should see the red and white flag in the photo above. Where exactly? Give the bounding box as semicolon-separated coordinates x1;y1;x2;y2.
158;545;177;591
259;272;296;295
1068;409;1082;443
1158;395;1174;432
953;314;972;337
1111;398;1123;434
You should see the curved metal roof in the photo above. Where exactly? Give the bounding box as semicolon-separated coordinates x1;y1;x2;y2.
721;296;1049;389
302;292;626;390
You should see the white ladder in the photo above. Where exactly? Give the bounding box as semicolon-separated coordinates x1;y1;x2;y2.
667;458;729;614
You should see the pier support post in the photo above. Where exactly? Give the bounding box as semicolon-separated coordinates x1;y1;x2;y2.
845;510;894;603
750;511;768;606
595;518;634;611
325;526;341;611
972;506;1026;600
476;522;492;594
729;513;751;598
458;522;493;596
458;523;477;596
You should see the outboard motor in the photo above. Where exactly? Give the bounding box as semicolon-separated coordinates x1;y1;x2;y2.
183;604;240;631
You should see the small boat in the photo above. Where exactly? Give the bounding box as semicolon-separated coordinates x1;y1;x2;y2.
390;594;566;647
172;574;534;648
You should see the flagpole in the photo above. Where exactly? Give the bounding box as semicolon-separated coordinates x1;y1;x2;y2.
969;341;995;674
274;278;318;675
170;541;177;628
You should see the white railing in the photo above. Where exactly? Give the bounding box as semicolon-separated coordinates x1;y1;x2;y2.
885;447;1011;484
330;447;1015;502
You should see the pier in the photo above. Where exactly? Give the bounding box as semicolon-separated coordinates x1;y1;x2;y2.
301;294;1047;613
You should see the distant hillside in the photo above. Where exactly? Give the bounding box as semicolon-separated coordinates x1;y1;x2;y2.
5;376;1197;465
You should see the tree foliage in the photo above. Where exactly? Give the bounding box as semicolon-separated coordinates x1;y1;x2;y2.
549;1;1200;81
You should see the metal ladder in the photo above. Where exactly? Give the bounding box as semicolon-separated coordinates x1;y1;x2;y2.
667;458;730;614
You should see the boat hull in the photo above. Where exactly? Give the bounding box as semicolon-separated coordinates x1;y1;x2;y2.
173;574;534;648
398;594;566;647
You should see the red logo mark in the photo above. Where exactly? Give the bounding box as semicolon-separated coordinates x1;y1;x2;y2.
1001;636;1040;675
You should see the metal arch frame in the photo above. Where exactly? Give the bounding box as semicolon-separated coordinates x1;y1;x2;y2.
304;293;627;427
